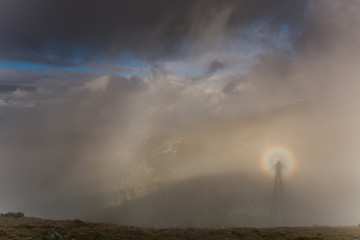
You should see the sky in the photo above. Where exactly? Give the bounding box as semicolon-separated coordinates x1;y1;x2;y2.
0;0;360;227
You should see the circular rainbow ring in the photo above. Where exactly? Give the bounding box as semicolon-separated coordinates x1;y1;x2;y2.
260;144;297;178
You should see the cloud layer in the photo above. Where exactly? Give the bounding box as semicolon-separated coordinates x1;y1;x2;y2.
0;0;309;65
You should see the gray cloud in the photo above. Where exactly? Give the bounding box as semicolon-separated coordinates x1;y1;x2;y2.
207;60;227;74
0;0;309;65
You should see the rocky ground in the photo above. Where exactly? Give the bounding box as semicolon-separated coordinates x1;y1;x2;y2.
0;216;359;240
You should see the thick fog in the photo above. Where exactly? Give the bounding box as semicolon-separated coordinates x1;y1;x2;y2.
0;0;359;227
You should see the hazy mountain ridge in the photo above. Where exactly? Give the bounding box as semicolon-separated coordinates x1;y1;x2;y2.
102;173;274;228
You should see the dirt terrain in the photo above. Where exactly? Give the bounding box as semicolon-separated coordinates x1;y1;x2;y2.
0;216;359;240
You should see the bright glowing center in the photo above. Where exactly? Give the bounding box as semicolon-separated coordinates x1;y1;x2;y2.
260;144;296;178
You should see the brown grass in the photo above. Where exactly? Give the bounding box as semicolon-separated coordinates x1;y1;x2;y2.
0;216;358;240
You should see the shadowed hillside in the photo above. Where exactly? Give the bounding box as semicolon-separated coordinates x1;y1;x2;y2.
102;173;272;228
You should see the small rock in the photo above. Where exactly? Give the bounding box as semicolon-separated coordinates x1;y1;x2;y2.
43;231;63;240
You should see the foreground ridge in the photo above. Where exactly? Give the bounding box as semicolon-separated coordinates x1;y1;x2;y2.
0;216;359;240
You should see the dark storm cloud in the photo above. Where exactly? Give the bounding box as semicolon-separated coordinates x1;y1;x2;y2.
0;0;309;65
207;60;226;74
